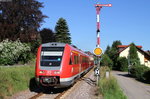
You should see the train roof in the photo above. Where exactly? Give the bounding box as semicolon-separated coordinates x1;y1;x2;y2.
41;42;66;47
41;42;90;57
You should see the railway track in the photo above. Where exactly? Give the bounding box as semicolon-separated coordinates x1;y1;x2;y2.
29;87;69;99
29;67;95;99
30;92;43;99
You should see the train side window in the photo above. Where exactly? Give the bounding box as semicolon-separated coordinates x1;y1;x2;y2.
82;57;84;63
84;57;86;63
69;57;72;65
73;55;75;64
74;55;79;64
75;55;77;64
86;58;87;63
69;53;73;65
77;56;79;64
80;56;82;64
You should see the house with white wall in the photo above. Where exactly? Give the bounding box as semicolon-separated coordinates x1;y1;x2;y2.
117;45;150;68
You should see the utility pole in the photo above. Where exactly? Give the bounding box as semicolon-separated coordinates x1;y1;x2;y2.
93;1;112;85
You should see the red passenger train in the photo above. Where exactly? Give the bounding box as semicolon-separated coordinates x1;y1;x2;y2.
35;42;94;88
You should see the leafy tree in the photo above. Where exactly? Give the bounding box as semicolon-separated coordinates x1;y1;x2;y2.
0;0;46;42
40;28;55;43
129;43;140;66
101;54;113;69
55;18;71;44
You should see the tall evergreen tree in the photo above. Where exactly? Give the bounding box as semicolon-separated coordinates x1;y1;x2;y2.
55;18;71;44
0;0;46;42
105;45;111;55
129;43;140;66
40;28;55;43
112;40;122;50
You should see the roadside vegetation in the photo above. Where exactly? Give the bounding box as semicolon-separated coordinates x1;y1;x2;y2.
0;64;35;99
103;41;150;83
0;39;32;65
128;43;150;83
98;66;127;99
130;65;150;83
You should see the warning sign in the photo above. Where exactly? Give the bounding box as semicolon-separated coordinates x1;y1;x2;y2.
93;47;103;56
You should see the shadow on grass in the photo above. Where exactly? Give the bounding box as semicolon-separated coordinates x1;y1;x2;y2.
29;77;69;94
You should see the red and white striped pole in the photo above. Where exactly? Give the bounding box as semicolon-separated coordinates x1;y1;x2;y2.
96;6;102;47
95;3;112;48
94;2;112;85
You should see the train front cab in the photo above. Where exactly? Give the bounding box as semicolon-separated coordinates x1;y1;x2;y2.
35;43;69;87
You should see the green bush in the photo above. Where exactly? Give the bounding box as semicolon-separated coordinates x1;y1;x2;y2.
18;52;33;64
130;65;150;81
0;39;31;65
117;57;128;71
101;54;113;69
0;66;34;98
143;70;150;83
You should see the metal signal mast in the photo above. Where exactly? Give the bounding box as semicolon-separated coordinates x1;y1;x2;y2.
95;3;112;48
93;1;112;85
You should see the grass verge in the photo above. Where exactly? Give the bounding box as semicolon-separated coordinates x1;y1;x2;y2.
0;65;35;99
98;66;127;99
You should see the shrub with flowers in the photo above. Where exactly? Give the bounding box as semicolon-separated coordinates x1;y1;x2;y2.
0;39;31;65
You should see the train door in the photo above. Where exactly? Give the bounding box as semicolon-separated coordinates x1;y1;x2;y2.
80;55;83;72
72;52;79;75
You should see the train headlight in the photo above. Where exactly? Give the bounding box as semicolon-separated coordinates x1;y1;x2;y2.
54;71;60;74
39;71;45;74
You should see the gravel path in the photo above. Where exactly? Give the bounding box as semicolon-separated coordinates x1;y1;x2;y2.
63;71;100;99
112;71;150;99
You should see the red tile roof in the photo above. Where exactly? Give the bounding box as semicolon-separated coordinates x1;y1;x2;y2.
117;45;142;54
117;45;142;48
117;45;150;58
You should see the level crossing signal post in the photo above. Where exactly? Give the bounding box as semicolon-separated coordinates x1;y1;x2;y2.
93;2;112;85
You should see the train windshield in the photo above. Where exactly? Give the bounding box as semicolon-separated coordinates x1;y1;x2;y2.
40;47;64;67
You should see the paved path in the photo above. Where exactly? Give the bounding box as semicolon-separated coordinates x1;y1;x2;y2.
112;71;150;99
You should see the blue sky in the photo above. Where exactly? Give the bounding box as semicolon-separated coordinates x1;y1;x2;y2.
39;0;150;52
